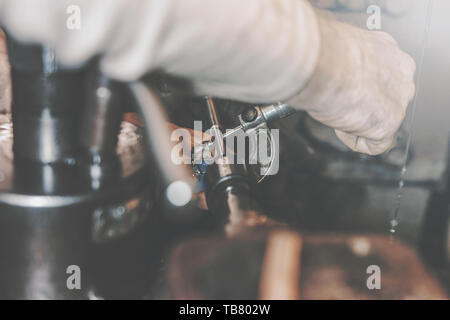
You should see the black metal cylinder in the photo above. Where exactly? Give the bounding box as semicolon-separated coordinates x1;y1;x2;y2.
1;35;158;299
80;71;125;162
7;38;85;164
205;163;254;221
0;201;92;299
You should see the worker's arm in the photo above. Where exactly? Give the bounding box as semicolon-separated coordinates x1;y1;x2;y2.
0;0;415;155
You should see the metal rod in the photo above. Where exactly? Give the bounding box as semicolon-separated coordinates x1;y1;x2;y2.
129;82;195;207
205;96;221;128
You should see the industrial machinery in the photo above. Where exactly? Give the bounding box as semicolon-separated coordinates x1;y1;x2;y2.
0;34;296;299
0;37;162;299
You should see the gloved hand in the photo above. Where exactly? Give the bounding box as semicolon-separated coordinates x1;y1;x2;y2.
0;29;10;114
0;0;320;102
288;14;416;155
0;0;415;155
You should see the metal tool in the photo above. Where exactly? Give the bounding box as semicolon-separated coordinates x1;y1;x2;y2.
201;97;254;228
217;103;296;145
199;98;297;233
196;102;296;185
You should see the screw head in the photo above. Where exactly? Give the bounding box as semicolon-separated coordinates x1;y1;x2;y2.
242;107;258;123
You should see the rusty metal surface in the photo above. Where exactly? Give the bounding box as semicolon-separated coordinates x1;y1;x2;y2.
300;234;447;300
0;113;146;192
165;230;448;300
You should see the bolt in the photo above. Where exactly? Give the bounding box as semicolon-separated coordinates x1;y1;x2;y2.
242;107;258;123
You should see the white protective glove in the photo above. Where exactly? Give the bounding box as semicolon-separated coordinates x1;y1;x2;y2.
0;0;415;155
288;14;416;155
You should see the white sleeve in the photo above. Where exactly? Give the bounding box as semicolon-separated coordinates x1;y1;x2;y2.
0;0;321;104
